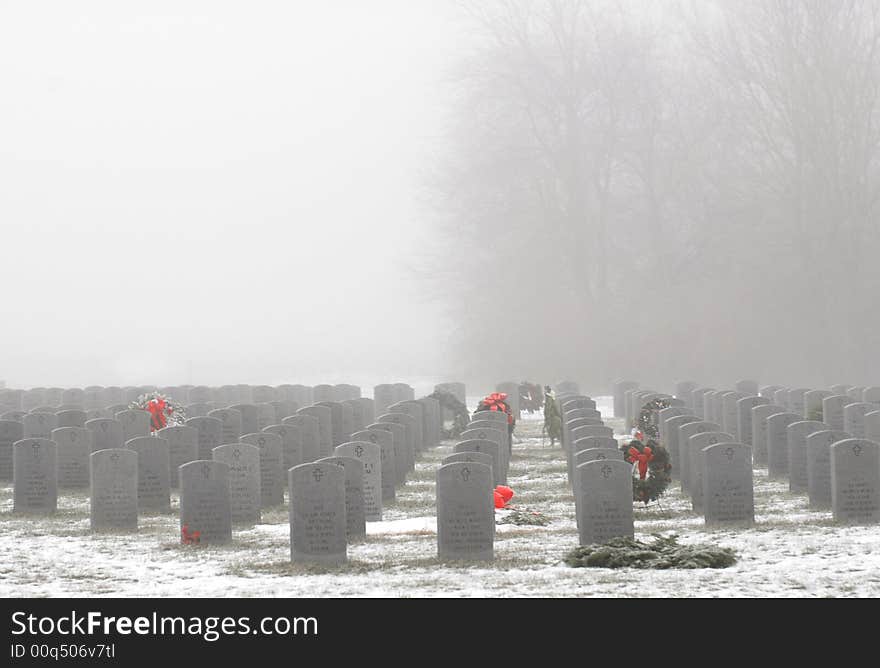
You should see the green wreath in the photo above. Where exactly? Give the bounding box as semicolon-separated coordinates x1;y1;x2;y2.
427;390;470;440
621;438;672;505
637;397;674;440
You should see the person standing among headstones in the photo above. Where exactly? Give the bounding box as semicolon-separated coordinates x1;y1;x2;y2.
543;386;562;446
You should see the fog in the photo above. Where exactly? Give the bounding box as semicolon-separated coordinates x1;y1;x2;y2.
0;1;466;388
2;1;879;393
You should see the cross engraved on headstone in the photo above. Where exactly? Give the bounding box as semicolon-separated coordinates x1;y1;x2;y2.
355;445;364;457
461;467;470;481
258;437;265;446
853;443;863;456
313;468;324;482
31;442;39;457
725;447;735;461
601;464;612;479
233;448;240;459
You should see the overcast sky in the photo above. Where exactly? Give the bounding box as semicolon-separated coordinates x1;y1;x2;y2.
0;1;466;388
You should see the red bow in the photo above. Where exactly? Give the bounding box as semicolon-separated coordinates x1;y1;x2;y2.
181;524;201;545
628;446;654;480
147;397;168;432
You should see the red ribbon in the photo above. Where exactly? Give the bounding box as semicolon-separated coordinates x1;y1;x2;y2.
628;446;654;480
147;397;167;432
181;524;201;545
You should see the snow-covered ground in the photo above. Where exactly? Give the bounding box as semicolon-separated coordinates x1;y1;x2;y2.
1;401;878;597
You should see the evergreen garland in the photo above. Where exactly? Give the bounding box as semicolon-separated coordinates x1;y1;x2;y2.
427;389;470;440
564;534;737;569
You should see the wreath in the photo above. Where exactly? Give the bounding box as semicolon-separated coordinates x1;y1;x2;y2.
621;438;671;505
518;382;544;413
637;397;674;440
427;389;470;440
130;392;187;432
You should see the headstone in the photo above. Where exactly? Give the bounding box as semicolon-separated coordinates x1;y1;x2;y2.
23;412;57;440
692;388;714;420
208;408;243;446
760;385;784;399
335;441;382;521
187;386;213;404
388;401;425;453
678;421;721;493
454;439;501;485
228;404;259;436
255;403;277;431
788;388;810;419
804;389;831;420
101;386;124;407
737;396;769;447
575;459;634;545
90;449;138;532
688;432;733;511
263;423;304;473
288;462;347;564
786;421;828;493
316;456;366;539
282;414;321;463
115;409;151;442
252;385;276;405
675;381;698;408
735;380;759;396
44;387;64;407
85;418;124;452
436;462;494;560
663;415;699;477
13;439;57;513
240;432;284;508
823;395;853;431
867;411;880;442
806;430;850;509
297;405;332;457
773;388;791;412
0;419;24;481
185;416;224;460
56;409;88;428
52;426;92;488
335;383;361;401
862;386;880;405
313;384;337;403
658;406;691;452
613;380;639;420
702;443;754;525
751;404;785;466
368;421;408;487
373;384;396;417
392;383;415;403
376;413;416;473
847;386;866;402
830;439;880;524
179;460;232;544
157;425;198;488
572;436;618;454
21;388;45;411
212;443;261;524
351;429;395;502
766;412;802;477
721;392;746;439
356;398;375;427
459;427;505;483
269;400;293;423
843;402;874;438
442;451;493;469
125;436;171;512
